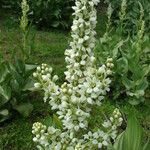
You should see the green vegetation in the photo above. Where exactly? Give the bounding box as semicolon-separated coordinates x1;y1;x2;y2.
96;1;150;105
111;113;150;150
1;0;74;29
0;11;69;149
0;1;150;149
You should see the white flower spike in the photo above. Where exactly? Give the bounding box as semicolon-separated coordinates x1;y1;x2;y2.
32;0;123;149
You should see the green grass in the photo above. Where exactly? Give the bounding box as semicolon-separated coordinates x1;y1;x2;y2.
0;10;69;150
0;9;150;150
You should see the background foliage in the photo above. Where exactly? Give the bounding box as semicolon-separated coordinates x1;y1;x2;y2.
1;0;150;31
95;1;150;105
1;0;74;29
104;0;150;32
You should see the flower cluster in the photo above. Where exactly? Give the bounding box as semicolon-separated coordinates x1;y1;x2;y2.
32;0;123;149
20;0;29;32
119;0;127;23
134;3;145;52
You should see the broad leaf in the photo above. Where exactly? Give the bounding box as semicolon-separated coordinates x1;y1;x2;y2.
124;114;143;150
13;103;33;117
143;138;150;150
128;98;141;105
53;114;63;129
25;64;37;76
114;132;125;150
112;40;124;58
14;59;25;74
22;77;35;91
136;78;148;91
116;57;128;73
122;77;133;90
0;63;9;83
0;109;9;116
0;85;11;101
43;116;53;127
107;144;115;150
0;109;9;123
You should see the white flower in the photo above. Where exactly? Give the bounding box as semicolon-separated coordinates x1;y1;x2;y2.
98;143;102;148
34;83;41;88
42;75;49;81
37;66;41;71
72;25;78;31
52;75;58;82
86;88;92;94
32;0;123;149
93;132;99;139
87;97;93;104
33;137;38;142
102;140;108;146
78;38;84;44
33;72;38;77
93;0;100;5
92;139;98;145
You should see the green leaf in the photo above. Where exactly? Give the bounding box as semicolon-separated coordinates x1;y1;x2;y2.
124;114;143;150
51;21;60;27
10;79;20;94
114;132;125;150
136;78;148;91
112;40;124;58
53;114;63;129
0;84;11;101
107;144;115;150
22;77;35;91
13;103;33;117
122;77;133;90
9;63;24;86
0;109;9;123
43;116;53;127
116;57;128;73
14;59;25;74
143;138;150;150
128;98;141;105
0;63;9;83
142;65;150;76
0;109;9;116
25;64;37;73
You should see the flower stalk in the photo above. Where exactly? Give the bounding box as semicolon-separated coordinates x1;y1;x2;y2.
32;0;123;149
20;0;29;61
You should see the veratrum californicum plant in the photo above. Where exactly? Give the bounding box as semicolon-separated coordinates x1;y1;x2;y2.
32;0;123;149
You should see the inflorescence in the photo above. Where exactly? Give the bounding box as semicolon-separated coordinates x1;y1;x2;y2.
32;0;123;149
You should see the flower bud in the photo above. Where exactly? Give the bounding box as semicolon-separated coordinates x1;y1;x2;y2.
107;58;113;63
34;83;41;88
33;72;38;78
37;67;41;71
53;75;58;82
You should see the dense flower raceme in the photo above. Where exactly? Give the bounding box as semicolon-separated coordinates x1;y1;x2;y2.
20;0;29;32
32;0;123;149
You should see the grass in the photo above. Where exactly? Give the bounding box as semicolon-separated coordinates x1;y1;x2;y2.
0;9;150;150
0;10;69;150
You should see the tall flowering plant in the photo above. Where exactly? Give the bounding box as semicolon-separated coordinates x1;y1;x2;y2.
32;0;123;149
20;0;30;60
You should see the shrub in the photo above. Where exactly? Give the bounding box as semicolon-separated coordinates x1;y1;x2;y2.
0;60;36;122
